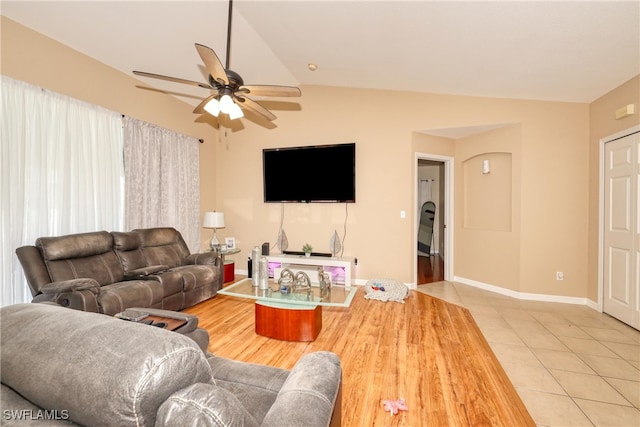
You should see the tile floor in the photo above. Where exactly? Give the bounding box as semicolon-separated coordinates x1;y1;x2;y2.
416;281;640;427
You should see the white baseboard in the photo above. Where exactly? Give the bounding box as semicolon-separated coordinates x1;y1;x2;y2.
454;276;599;308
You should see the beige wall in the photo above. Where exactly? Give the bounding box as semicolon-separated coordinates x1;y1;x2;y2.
5;16;634;301
588;76;640;302
218;85;589;293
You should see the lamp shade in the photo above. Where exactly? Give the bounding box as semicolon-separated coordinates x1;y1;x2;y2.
203;211;225;228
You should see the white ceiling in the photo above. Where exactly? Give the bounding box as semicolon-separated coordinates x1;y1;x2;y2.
2;0;639;108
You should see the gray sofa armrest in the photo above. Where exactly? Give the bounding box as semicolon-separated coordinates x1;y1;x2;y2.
34;279;101;312
156;383;260;427
185;251;220;266
32;290;100;312
261;352;342;427
39;278;100;294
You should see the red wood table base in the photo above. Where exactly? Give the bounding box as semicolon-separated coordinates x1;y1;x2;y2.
254;301;322;342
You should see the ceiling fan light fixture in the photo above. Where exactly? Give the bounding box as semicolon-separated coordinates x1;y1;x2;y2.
219;93;235;114
229;102;244;120
204;97;221;117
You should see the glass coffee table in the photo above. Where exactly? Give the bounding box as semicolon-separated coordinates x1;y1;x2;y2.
218;278;357;341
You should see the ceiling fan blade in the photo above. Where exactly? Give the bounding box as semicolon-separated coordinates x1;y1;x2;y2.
133;71;212;89
238;85;301;97
195;43;228;86
236;96;277;121
193;95;218;114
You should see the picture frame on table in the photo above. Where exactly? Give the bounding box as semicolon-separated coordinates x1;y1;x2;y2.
225;237;236;249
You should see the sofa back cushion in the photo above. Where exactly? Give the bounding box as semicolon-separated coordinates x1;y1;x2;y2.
134;227;191;268
36;231;125;285
0;303;214;427
112;231;147;271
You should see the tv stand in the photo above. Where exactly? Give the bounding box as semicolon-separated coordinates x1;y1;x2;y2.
266;254;355;289
283;250;332;258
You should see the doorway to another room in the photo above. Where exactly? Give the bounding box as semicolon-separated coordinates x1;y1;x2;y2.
416;156;451;284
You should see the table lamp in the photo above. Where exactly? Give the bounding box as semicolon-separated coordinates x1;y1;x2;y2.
203;211;225;250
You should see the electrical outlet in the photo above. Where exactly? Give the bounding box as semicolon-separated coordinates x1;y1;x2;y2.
556;272;564;281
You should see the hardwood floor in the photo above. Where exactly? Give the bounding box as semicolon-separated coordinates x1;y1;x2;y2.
418;253;444;284
185;280;535;426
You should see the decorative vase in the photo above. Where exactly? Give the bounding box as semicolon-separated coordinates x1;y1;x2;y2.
258;257;269;290
251;246;260;287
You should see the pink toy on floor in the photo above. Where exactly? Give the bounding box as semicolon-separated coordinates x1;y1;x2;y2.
381;398;408;415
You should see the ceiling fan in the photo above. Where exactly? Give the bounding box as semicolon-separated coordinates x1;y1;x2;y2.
132;0;301;126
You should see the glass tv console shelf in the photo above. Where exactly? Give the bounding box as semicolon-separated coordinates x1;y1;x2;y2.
265;254;356;289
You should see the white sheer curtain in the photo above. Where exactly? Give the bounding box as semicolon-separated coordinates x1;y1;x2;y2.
123;117;200;252
1;76;124;306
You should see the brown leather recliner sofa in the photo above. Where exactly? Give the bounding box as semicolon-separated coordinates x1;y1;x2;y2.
15;227;222;315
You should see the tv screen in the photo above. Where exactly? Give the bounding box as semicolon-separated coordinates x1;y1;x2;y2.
263;143;356;203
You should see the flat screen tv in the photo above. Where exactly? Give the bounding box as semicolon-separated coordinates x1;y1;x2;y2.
263;143;356;203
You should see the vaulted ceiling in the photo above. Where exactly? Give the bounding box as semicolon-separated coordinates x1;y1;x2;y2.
3;1;639;107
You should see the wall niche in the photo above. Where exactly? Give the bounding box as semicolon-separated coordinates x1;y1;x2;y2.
463;152;512;231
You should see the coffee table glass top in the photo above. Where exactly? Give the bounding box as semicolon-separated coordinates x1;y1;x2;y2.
219;278;356;307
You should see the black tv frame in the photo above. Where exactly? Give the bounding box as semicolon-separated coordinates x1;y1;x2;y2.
262;142;356;203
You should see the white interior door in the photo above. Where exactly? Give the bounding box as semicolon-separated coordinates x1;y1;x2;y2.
603;131;639;329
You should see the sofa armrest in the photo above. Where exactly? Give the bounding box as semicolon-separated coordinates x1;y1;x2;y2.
156;383;259;427
261;352;342;427
123;265;169;279
34;279;101;312
184;251;220;267
39;278;100;294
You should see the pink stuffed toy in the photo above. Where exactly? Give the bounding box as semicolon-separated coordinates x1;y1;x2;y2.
381;398;408;415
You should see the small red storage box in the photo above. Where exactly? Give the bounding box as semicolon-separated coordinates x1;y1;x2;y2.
223;259;235;283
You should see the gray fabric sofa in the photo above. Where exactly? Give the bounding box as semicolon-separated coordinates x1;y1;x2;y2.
1;303;342;427
15;227;223;315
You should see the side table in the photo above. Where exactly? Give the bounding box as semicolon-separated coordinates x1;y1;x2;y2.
220;248;241;283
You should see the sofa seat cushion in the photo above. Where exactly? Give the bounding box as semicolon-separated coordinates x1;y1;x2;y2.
98;280;164;315
170;265;218;292
208;356;289;423
1;303;213;427
149;270;184;297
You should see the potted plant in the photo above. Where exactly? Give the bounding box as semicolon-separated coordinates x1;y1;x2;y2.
302;243;313;257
